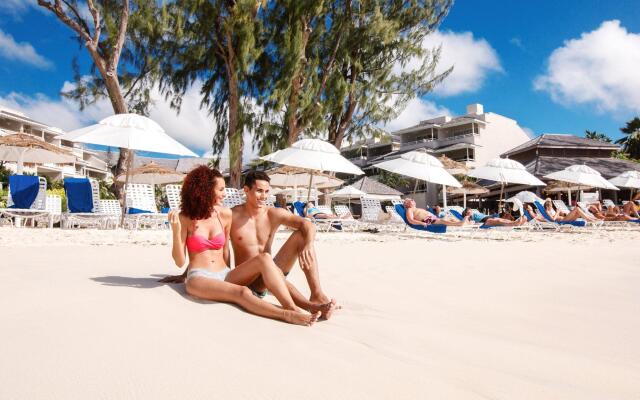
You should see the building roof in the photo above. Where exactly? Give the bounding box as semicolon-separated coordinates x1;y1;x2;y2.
0;107;60;133
351;176;403;196
392;116;486;135
525;156;640;179
501;134;619;157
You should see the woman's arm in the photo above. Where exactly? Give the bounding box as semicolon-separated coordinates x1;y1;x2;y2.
169;210;188;267
222;208;232;267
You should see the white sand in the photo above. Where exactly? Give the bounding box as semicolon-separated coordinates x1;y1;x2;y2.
1;228;639;399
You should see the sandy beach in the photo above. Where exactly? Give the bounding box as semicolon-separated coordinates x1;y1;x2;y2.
1;227;639;399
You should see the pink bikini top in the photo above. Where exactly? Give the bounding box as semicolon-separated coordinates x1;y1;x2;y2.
186;210;226;253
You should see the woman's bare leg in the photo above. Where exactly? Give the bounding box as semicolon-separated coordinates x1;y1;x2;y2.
484;216;526;226
186;278;318;326
622;201;639;217
435;215;471;226
226;253;300;311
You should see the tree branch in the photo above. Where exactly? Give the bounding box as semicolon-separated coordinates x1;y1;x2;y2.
37;0;93;45
86;0;101;45
110;0;130;73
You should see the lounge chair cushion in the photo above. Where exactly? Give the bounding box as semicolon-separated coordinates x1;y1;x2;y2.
64;178;94;213
293;201;306;217
449;209;464;221
127;207;153;214
8;175;39;209
533;201;586;227
394;204;446;233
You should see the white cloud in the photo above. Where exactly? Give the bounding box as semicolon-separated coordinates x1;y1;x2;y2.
399;30;502;97
0;81;261;162
0;29;52;69
534;20;640;113
383;98;451;132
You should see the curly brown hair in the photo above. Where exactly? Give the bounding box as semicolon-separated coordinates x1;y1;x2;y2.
180;165;223;220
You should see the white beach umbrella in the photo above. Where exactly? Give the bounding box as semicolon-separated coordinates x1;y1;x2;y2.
468;158;545;211
544;165;618;191
374;151;461;208
261;139;363;199
268;167;343;188
61;114;197;157
608;170;640;189
62;114;197;222
506;191;544;205
0;133;76;174
262;139;364;175
329;185;366;207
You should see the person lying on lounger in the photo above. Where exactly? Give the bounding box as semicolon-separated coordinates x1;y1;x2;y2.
403;198;471;227
587;201;638;221
166;166;320;326
463;208;527;226
304;201;339;219
543;198;599;222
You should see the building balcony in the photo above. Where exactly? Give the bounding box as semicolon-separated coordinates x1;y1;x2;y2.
399;132;479;151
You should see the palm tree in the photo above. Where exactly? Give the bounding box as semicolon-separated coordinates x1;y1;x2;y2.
615;117;640;159
584;130;611;142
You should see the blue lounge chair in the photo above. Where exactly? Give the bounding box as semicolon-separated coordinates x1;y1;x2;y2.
0;175;49;226
534;201;586;227
63;177;111;229
394;204;447;234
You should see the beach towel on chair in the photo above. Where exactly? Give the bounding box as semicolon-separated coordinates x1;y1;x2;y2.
293;201;306;217
64;178;94;213
9;175;39;209
394;204;446;233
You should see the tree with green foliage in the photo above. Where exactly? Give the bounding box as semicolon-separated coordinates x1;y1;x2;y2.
257;0;453;152
157;0;263;188
615;117;640;159
584;130;611;143
37;0;164;195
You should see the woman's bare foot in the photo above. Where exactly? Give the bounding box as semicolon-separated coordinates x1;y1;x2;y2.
308;299;337;320
283;310;320;326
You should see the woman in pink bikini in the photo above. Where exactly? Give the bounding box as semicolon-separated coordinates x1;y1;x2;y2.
168;165;319;326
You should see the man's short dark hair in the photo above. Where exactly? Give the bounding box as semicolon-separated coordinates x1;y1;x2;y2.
244;170;271;188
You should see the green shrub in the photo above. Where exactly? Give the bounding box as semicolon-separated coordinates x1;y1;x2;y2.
0;188;7;208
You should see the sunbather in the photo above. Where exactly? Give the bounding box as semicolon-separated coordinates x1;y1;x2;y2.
463;208;527;226
587;201;638;221
304;201;339;219
544;198;598;222
403;198;470;226
168;165;319;326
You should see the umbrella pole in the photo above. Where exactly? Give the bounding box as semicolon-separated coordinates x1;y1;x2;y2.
442;185;447;209
499;182;504;212
17;148;26;174
463;193;467;209
307;171;313;202
413;179;418;195
568;189;572;205
120;149;134;227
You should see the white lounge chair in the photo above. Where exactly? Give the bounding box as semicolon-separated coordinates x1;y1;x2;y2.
333;204;363;232
223;188;245;208
98;199;122;229
165;184;182;210
0;176;49;227
360;197;399;231
35;195;62;228
124;183;167;229
310;205;344;232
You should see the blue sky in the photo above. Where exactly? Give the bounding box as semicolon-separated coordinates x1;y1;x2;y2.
1;0;640;155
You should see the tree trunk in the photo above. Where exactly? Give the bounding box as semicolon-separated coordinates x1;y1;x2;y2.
285;17;311;145
227;62;243;188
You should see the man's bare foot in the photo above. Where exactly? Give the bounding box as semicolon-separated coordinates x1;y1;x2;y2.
158;274;186;284
283;310;320;326
308;299;338;320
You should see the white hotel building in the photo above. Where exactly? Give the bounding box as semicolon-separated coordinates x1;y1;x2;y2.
341;103;533;205
0;107;110;181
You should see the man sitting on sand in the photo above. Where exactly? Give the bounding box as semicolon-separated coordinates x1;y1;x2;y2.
162;171;337;320
403;198;471;227
231;171;337;319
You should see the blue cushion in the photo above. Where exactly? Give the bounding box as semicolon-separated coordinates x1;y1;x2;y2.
9;175;39;209
161;207;170;214
293;201;306;217
127;207;153;214
449;209;464;221
64;178;94;213
394;204;446;234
